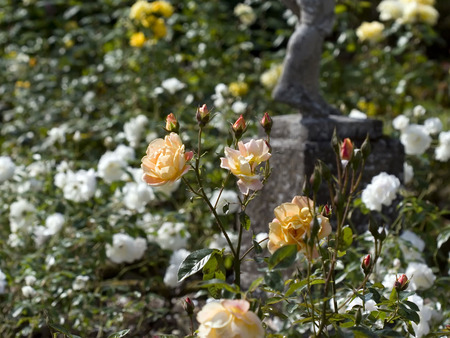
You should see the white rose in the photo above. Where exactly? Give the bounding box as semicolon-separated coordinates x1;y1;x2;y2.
361;172;400;211
161;77;186;94
403;162;414;184
435;131;450;162
400;124;432;155
392;114;409;130
423;117;442;135
0;156;16;183
406;262;436;290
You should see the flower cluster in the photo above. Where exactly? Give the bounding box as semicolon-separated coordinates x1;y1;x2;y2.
129;0;174;44
268;196;331;259
377;0;439;25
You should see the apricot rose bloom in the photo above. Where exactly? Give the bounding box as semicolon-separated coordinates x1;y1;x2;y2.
268;196;331;259
197;299;264;338
220;139;271;195
141;133;193;186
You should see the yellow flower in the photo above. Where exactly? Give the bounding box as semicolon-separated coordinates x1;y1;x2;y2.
260;63;283;90
228;82;249;97
268;196;331;260
356;21;385;42
129;0;152;21
233;3;257;26
15;81;31;89
149;0;174;18
130;32;146;47
400;0;435;6
152;17;167;39
220;139;271;194
402;3;439;25
197;299;264;338
377;1;404;21
141;133;193;186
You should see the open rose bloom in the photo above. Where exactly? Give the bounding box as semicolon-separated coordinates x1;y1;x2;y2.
220;139;271;194
197;299;264;338
268;196;331;259
141;133;193;186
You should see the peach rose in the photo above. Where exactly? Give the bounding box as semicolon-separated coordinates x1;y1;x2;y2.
197;299;264;338
141;133;193;186
220;139;271;195
268;196;331;259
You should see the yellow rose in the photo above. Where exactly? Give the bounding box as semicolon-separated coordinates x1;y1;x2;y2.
197;299;264;338
260;63;283;90
152;17;167;39
141;133;193;186
402;3;439;25
400;0;435;6
268;196;331;259
149;0;174;18
377;0;404;21
129;0;152;21
129;32;146;47
356;21;385;42
220;139;271;194
228;82;249;97
233;3;257;26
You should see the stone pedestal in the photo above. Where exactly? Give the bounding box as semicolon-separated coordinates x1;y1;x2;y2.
247;114;404;235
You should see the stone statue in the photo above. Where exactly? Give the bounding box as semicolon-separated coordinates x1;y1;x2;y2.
273;0;338;117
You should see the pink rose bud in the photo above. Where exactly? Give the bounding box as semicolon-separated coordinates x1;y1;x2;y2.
260;112;273;135
184;297;195;316
361;254;371;275
165;113;179;133
394;274;408;291
232;114;247;139
196;104;210;127
340;138;353;161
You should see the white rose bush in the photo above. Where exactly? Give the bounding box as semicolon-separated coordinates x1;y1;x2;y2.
0;0;449;337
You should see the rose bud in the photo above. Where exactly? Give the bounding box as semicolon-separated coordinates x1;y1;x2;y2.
165;113;179;133
183;297;195;316
394;274;409;292
260;112;273;135
232;114;247;139
340;138;353;161
196;104;210;127
361;254;371;275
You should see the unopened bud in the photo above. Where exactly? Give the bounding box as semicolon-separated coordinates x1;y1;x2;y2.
196;104;210;127
394;274;409;292
340;138;353;161
323;204;332;216
165;113;179;133
260;112;273;135
183;297;194;316
232;114;246;139
361;254;371;275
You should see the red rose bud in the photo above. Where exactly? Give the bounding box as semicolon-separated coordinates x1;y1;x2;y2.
232;114;246;139
260;112;273;135
323;204;332;216
394;274;409;291
183;297;194;316
340;138;353;161
165;113;179;133
361;254;371;275
196;104;210;126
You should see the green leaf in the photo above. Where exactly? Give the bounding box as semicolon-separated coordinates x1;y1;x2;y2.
339;225;353;250
48;323;82;338
248;277;264;293
240;212;251;231
285;279;308;297
178;249;215;282
107;329;130;338
437;225;450;249
264;271;284;292
202;253;226;298
268;245;297;270
335;4;347;14
403;300;420;312
197;279;240;294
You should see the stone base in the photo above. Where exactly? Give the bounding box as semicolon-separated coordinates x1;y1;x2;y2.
246;114;404;235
